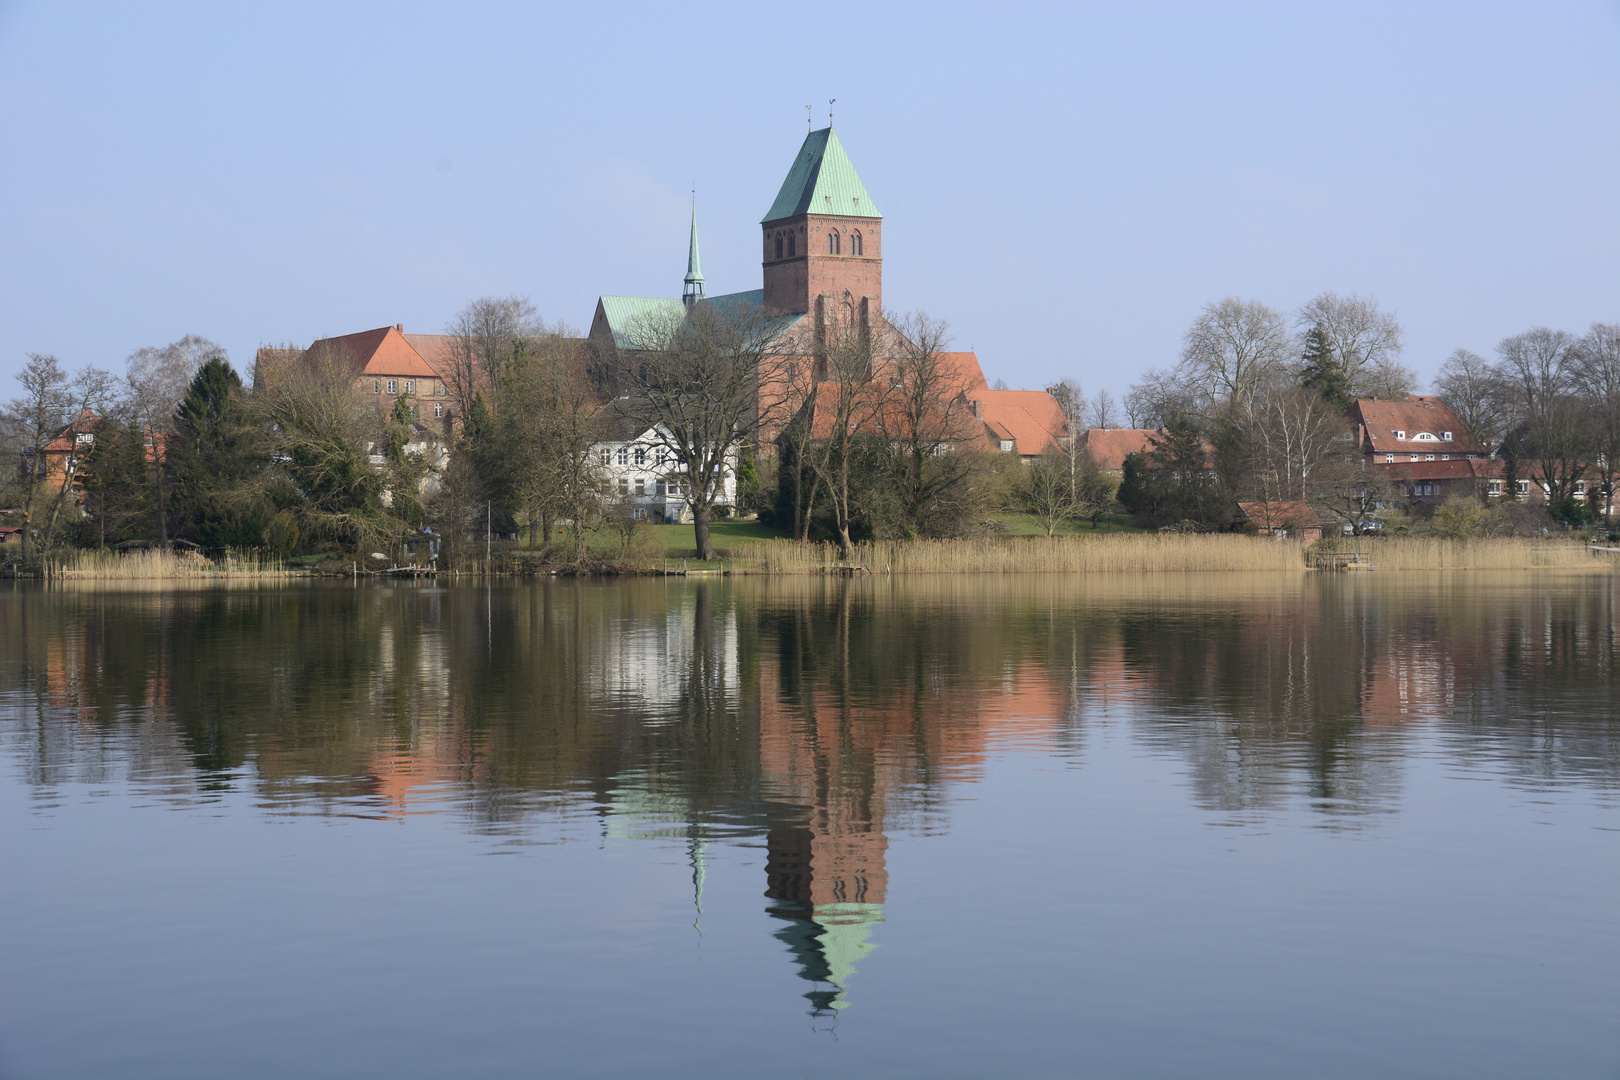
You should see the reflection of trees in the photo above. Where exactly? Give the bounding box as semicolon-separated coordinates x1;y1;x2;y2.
7;574;1620;1005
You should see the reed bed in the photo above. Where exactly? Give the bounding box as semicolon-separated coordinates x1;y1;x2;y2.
50;548;291;580
729;534;1613;574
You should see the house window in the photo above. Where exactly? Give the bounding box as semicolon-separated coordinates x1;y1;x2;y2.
634;478;645;495
774;234;783;259
1426;454;1435;461
851;231;863;256
1488;479;1503;496
1441;454;1450;461
787;233;796;257
1443;431;1453;441
386;380;397;394
1576;481;1588;496
618;478;629;495
616;447;628;466
1385;454;1394;464
668;480;680;497
828;231;840;255
1517;480;1530;497
374;379;381;393
1396;430;1406;440
634;447;645;466
404;380;415;395
1000;440;1015;453
600;449;610;466
433;403;444;418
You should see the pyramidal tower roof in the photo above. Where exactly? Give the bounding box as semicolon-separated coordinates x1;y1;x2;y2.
762;127;881;223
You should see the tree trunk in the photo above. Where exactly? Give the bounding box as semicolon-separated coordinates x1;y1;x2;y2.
692;502;715;560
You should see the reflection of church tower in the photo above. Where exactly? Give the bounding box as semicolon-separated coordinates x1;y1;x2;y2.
763;803;887;1015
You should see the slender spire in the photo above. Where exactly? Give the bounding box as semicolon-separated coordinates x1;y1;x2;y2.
682;195;705;308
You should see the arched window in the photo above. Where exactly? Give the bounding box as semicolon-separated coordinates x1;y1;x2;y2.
787;233;796;257
851;231;862;256
774;234;783;259
828;231;840;255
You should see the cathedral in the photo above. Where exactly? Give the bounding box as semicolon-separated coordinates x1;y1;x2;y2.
586;126;1068;462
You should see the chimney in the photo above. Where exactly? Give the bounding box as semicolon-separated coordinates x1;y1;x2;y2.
972;398;983;419
395;324;404;332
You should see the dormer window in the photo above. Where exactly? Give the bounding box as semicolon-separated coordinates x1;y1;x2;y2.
1396;429;1406;440
1443;431;1453;441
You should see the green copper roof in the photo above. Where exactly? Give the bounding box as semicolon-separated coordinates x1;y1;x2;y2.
597;295;688;348
684;199;704;286
762;127;881;223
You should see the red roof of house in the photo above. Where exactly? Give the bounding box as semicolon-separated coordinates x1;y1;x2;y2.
303;326;439;379
1373;457;1502;481
1077;428;1159;470
42;410;99;453
1349;396;1486;456
966;389;1068;456
938;352;988;391
1237;501;1321;529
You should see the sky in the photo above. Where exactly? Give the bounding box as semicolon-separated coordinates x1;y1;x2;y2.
1;1;1617;403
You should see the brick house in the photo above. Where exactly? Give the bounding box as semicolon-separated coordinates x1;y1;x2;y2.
257;325;455;432
1075;429;1161;475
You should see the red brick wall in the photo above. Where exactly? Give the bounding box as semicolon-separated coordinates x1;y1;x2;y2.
763;214;882;314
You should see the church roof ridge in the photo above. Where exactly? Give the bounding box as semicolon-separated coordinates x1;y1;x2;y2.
762;126;882;223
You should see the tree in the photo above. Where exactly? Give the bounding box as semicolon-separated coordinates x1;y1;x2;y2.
169;357;273;552
873;312;984;538
1016;450;1086;537
1239;385;1346;518
1498;327;1587;502
1087;388;1119;430
1177;297;1293;409
442;296;542;418
1295;291;1411;398
1123;367;1196;429
26;364;115;559
1117;418;1223;529
125;334;224;546
806;314;885;557
1433;348;1509;452
3;354;73;562
1314;454;1398;536
1569;323;1620;521
616;301;790;560
1298;325;1351;411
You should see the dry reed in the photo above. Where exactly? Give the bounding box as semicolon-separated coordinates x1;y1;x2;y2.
728;534;1613;574
51;548;290;580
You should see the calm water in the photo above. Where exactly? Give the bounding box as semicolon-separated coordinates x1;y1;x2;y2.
3;574;1620;1079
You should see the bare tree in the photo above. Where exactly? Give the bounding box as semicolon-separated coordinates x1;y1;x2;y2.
442;296;542;417
875;312;982;537
1239;386;1346;519
616;302;790;560
1177;297;1293;409
29;365;115;559
1124;367;1194;428
4;354;73;562
1570;323;1620;520
1296;291;1411;398
1314;455;1399;536
1498;327;1587;502
124;335;226;546
1087;388;1119;430
1434;348;1509;451
806;314;884;558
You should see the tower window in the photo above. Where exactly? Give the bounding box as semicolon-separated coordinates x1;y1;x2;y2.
774;234;783;259
828;231;840;255
787;233;795;257
851;231;862;256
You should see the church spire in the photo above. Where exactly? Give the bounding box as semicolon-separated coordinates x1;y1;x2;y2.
682;196;705;308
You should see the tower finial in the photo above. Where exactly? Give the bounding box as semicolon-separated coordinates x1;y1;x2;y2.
828;98;835;126
682;194;705;308
805;104;812;131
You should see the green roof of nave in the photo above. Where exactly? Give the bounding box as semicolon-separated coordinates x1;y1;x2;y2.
595;290;804;349
762;127;882;223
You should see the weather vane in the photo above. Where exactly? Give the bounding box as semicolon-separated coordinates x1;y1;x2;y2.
805;104;812;130
828;98;836;125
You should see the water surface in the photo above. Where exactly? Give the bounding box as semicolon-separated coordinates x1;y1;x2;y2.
3;574;1619;1078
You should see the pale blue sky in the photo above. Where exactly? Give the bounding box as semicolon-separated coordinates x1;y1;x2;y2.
2;2;1616;399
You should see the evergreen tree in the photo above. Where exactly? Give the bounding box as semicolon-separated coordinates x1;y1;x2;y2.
1298;324;1352;411
170;358;272;552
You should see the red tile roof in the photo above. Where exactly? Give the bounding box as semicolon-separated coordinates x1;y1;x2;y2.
938;352;988;391
965;389;1068;456
1076;428;1159;470
1237;501;1321;529
1349;396;1486;456
1373;457;1501;481
304;326;439;379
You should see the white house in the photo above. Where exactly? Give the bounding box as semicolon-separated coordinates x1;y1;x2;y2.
594;415;738;524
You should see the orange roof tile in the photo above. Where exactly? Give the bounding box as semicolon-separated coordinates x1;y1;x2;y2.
1349;396;1487;455
304;326;439;379
966;389;1068;455
1077;428;1159;470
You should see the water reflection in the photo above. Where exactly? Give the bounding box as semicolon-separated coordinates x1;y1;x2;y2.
3;573;1620;1014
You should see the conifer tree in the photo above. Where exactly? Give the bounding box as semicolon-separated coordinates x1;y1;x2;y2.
1298;325;1351;411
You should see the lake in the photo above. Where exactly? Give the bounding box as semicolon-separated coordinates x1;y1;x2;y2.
2;574;1618;1079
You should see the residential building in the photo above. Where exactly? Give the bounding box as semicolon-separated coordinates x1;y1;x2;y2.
1075;428;1160;475
257;325;456;431
594;410;737;524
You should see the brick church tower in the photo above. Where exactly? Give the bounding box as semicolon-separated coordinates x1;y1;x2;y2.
761;127;882;319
